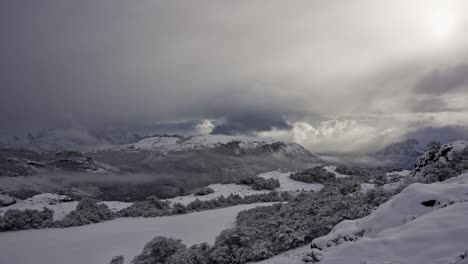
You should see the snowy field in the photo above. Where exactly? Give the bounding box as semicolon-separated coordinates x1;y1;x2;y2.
1;171;321;216
254;173;468;264
0;193;132;220
0;203;274;264
167;171;323;205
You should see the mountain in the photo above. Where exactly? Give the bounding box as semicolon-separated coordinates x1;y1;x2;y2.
86;135;321;200
0;148;109;177
0;129;142;153
108;134;313;158
0;135;321;201
373;138;424;169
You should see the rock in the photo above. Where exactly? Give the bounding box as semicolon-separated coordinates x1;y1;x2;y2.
0;194;16;207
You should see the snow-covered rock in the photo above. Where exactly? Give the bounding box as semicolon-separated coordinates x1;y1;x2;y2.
0;193;15;207
413;140;468;177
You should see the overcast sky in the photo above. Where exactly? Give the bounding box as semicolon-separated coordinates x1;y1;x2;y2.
1;0;468;152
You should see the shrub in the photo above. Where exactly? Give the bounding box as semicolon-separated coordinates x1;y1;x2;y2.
131;236;187;264
290;166;335;184
194;187;215;196
109;256;124;264
252;177;280;190
53;198;114;228
117;196;171;217
0;208;54;231
238;176;280;190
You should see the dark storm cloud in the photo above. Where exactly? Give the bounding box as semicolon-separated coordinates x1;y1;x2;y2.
410;97;450;113
211;112;290;135
414;64;468;95
404;125;468;145
1;0;468;152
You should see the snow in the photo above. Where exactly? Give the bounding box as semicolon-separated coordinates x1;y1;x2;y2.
167;171;323;206
0;193;15;207
359;183;375;193
317;202;468;264
256;173;468;264
0;193;132;220
386;169;411;177
0;203;275;264
324;166;349;178
110;134;308;157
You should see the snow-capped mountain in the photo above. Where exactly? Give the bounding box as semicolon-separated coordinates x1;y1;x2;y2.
373;138;424;169
110;134;313;158
0;148;111;177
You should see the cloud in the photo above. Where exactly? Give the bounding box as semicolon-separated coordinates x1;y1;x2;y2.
211;112;290;135
414;64;468;95
1;0;468;154
403;125;468;145
258;119;402;153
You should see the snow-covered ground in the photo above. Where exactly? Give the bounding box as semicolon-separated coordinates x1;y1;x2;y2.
255;173;468;264
0;203;275;264
386;169;411;177
1;171;321;218
0;193;132;220
324;166;350;178
167;171;323;205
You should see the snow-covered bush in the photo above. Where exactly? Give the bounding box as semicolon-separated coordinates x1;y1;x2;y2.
335;165;370;177
185;191;285;212
237;176;280;190
252;177;280;190
0;207;53;231
194;187;215;196
53;198;114;227
171;202;187;214
131;236;187;264
109;256;124;264
210;227;256;264
290;166;336;183
208;175;397;264
414;143;468;183
302;248;323;263
117;196;171;217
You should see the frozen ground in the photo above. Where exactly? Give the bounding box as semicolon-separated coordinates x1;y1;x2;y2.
0;202;275;264
254;173;468;264
167;171;323;205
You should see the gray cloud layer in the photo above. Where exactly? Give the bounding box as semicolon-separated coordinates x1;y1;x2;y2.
1;0;468;151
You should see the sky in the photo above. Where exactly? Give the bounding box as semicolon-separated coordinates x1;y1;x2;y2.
1;0;468;152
